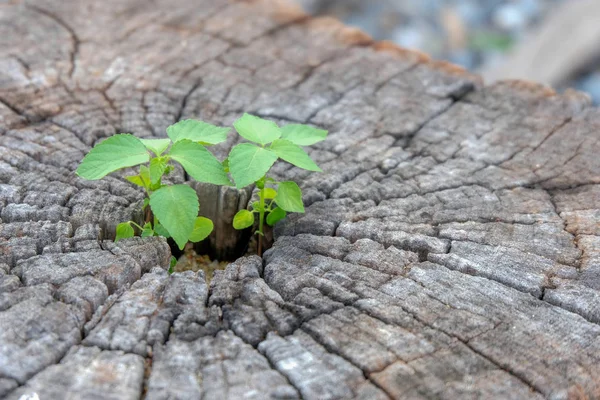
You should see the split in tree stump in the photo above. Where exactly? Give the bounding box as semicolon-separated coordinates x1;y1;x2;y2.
0;0;599;399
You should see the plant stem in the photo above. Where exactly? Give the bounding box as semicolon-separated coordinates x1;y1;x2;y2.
258;184;265;257
129;221;144;230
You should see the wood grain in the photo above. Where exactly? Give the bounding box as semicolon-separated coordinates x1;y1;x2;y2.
0;0;599;399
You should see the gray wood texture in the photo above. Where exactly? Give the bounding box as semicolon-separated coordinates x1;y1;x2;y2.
0;0;599;399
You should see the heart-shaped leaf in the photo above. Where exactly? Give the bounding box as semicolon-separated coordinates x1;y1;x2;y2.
229;143;278;189
149;184;199;249
115;222;134;241
276;181;304;213
169;140;231;186
266;207;286;226
76;134;149;180
280;124;328;146
233;209;255;230
233;113;281;145
189;217;214;242
167;119;229;145
270;139;321;171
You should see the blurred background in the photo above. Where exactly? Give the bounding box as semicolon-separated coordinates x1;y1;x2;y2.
294;0;600;104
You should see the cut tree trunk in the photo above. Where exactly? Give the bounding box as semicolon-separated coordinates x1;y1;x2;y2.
193;182;253;260
0;0;599;399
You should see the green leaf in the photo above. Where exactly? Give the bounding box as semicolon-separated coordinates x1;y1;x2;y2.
233;113;281;145
76;134;150;180
154;221;171;238
263;188;277;199
140;138;171;156
115;222;134;241
149;184;199;250
228;143;278;189
469;32;514;52
270;139;321;172
126;175;145;187
251;201;262;212
222;158;229;173
149;158;167;185
167;119;229;145
139;165;151;186
233;209;255;230
189;217;214;242
169;140;231;186
142;198;150;210
276;181;304;213
280;124;328;146
168;256;177;274
141;222;154;237
266;207;286;226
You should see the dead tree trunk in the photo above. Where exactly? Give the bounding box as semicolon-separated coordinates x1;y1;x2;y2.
0;0;599;399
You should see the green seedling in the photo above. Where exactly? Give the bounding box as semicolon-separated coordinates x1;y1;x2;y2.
76;119;232;251
229;113;327;256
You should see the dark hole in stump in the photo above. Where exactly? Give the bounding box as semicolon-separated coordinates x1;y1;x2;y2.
191;182;264;261
100;182;274;263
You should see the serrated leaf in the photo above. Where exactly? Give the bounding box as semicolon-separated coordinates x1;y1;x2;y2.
149;184;199;250
281;124;328;146
169;140;231;186
141;222;154;237
266;207;286;226
140;138;171;156
263;188;277;199
167;119;229;145
229;143;278;189
276;181;304;213
126;175;145;187
233;113;281;145
270;139;321;172
233;209;255;230
189;217;214;242
149;158;167;185
76;134;150;180
115;222;134;241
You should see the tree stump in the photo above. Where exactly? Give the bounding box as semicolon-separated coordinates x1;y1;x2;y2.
0;0;599;399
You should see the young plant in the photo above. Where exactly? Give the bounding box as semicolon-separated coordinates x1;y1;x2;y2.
76;119;232;251
228;113;327;256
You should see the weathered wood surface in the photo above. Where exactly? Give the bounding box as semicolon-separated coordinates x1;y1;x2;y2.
0;0;599;399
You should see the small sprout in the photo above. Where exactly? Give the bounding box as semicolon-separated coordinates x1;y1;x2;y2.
76;113;328;260
266;207;286;226
229;113;327;256
233;209;254;230
76;119;231;251
189;217;214;243
141;222;154;238
115;222;135;242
